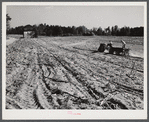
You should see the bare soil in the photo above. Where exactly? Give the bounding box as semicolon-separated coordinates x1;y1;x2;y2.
6;36;144;109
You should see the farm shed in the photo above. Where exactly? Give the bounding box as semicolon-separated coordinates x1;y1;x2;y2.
23;25;37;38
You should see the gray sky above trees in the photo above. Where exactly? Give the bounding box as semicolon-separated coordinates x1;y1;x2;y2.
7;6;144;29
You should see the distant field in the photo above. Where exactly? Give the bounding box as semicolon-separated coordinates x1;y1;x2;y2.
40;35;143;58
7;34;23;39
7;34;144;58
8;34;144;44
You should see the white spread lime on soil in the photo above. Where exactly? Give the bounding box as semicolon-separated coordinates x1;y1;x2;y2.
129;51;143;58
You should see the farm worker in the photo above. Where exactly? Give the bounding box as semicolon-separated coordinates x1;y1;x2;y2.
107;41;113;50
121;40;126;49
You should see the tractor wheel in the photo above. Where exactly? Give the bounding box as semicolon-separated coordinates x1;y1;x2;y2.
98;43;106;52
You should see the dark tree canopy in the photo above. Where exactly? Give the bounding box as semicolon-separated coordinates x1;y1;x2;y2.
8;23;144;37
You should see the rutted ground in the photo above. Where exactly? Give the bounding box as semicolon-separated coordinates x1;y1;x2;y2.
6;36;144;109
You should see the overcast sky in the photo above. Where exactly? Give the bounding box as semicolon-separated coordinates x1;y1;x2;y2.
7;5;144;29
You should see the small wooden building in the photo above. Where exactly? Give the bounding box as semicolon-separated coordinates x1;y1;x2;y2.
23;25;36;38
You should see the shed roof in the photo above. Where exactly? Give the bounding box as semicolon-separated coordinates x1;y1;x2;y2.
24;25;34;31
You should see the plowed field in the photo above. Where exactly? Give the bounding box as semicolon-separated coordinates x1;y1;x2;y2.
6;36;144;109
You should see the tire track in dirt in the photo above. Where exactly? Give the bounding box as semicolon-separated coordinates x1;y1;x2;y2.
53;43;143;73
53;45;143;93
34;39;111;105
33;39;94;102
40;37;144;74
33;38;143;108
6;38;144;109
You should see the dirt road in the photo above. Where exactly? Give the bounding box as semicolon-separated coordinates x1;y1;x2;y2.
6;36;144;109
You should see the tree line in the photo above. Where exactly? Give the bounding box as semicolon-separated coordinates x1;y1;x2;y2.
8;24;144;37
7;14;143;37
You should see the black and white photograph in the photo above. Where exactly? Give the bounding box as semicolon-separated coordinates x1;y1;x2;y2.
2;2;147;119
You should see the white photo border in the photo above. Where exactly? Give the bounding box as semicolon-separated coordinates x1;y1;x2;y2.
2;2;147;120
